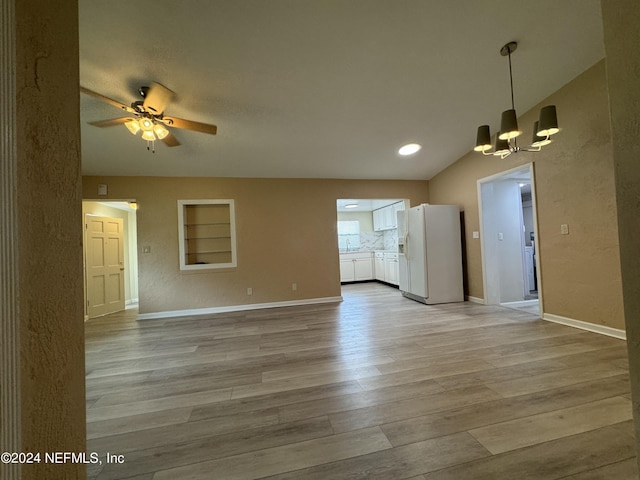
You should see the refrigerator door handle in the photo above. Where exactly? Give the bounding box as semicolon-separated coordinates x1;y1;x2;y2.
404;234;409;260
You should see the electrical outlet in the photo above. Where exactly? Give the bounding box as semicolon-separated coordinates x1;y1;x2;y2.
292;283;297;291
247;287;253;296
472;231;480;239
498;232;504;241
561;224;569;235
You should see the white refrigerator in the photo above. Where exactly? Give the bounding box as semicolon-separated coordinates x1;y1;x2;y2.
397;204;464;304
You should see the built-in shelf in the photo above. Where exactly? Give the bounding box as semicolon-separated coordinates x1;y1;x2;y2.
177;199;237;271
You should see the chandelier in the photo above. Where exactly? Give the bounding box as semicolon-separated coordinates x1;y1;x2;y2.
474;42;559;159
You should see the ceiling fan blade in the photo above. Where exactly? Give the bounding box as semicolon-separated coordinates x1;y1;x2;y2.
87;117;134;128
80;86;135;113
143;82;175;115
163;116;217;135
161;131;181;147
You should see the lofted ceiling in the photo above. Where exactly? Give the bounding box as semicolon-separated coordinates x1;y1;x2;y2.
79;0;605;180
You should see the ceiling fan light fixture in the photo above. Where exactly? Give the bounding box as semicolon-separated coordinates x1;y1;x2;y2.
139;117;154;132
141;130;156;141
124;119;140;135
153;123;169;140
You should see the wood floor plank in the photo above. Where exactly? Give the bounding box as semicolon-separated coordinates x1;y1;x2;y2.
89;407;281;455
422;422;636;480
189;380;363;422
86;387;232;422
381;374;631;447
95;416;334;480
485;363;626;398
83;283;636;480
278;378;444;423
559;457;638;479
263;432;490;480
86;407;192;439
468;396;632;454
329;385;503;434
151;426;392;480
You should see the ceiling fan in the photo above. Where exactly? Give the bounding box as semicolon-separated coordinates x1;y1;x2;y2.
80;82;217;151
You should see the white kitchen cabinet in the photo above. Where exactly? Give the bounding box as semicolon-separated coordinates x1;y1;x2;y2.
384;252;399;286
354;256;374;280
374;252;385;281
339;252;374;282
373;209;384;232
383;206;395;229
373;201;406;232
340;258;356;282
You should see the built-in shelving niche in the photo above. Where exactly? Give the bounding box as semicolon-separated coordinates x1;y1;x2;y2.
177;199;237;271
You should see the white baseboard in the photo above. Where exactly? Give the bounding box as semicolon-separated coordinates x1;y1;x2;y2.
126;298;139;306
542;312;626;340
501;300;539;308
137;296;344;320
466;296;485;304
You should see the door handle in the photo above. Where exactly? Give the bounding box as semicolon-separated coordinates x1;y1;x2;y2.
120;267;125;271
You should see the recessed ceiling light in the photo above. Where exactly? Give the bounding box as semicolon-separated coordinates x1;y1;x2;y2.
345;203;359;209
398;143;422;156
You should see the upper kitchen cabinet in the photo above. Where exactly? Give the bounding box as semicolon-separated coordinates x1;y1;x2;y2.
373;201;406;231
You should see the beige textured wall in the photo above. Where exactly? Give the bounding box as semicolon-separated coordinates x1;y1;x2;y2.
428;61;624;330
82;177;428;314
601;0;640;468
14;0;86;478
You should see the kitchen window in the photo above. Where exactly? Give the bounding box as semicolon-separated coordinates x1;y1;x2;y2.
337;220;360;251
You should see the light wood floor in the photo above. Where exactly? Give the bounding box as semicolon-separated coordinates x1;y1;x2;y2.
85;283;638;480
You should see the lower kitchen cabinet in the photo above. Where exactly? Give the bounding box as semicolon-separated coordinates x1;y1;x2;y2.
373;251;399;286
374;252;385;281
340;252;374;282
384;253;399;285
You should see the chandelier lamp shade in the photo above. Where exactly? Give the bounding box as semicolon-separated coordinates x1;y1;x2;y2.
474;42;560;159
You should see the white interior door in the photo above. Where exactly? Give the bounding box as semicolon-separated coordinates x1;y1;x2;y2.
85;215;125;318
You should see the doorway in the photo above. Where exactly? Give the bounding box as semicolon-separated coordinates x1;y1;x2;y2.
82;201;139;319
478;164;541;316
336;198;406;290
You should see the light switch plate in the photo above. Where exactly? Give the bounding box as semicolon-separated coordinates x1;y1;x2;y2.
473;231;480;239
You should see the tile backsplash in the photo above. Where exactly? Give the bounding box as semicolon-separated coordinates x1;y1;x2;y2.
383;229;398;250
341;229;398;252
359;232;385;251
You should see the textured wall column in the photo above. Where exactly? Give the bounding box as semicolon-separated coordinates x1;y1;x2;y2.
1;1;21;479
601;0;640;474
2;1;85;479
